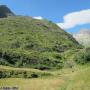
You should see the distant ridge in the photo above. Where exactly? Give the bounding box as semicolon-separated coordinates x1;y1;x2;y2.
0;5;15;18
73;29;90;46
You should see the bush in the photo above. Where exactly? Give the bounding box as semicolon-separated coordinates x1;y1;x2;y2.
31;73;38;78
0;71;6;78
74;47;90;64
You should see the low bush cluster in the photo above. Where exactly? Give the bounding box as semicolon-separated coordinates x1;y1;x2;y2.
0;69;52;79
74;47;90;64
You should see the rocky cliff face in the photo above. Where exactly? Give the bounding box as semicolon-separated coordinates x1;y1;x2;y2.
73;29;90;46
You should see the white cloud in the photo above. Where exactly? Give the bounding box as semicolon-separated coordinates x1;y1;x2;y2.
57;9;90;29
33;16;43;20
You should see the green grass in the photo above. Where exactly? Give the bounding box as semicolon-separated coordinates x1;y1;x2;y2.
59;64;90;90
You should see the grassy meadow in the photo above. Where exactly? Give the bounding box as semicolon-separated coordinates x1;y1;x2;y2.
0;64;90;90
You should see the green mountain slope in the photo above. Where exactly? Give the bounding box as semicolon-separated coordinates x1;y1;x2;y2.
0;15;80;70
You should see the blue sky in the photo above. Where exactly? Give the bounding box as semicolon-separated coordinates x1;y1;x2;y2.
0;0;90;33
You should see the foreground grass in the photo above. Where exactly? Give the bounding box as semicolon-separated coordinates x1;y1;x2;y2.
0;78;64;90
0;64;90;90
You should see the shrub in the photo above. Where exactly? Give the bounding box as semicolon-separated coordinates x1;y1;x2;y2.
31;73;38;78
74;47;90;64
0;71;6;78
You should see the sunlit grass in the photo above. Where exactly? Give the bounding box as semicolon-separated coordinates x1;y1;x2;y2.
0;78;64;90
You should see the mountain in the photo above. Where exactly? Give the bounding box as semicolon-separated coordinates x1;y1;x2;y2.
0;6;80;70
73;29;90;47
0;5;14;18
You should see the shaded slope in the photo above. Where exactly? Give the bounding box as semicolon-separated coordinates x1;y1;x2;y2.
0;5;14;18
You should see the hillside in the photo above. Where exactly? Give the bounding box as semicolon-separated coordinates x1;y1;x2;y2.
73;29;90;47
0;15;80;70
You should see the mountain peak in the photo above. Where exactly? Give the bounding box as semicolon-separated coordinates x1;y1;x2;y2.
79;29;90;34
0;5;15;18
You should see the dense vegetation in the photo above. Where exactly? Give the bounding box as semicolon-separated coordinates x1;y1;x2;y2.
0;66;52;78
